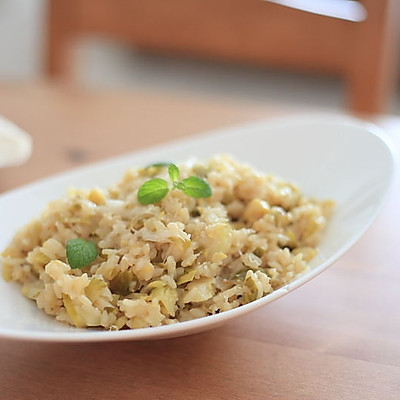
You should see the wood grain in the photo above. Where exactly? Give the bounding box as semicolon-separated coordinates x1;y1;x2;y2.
0;83;399;400
0;82;282;192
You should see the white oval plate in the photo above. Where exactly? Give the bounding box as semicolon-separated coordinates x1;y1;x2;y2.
0;114;396;342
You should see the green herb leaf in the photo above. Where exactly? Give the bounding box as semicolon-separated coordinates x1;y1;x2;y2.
137;178;170;204
174;181;186;190
179;176;212;198
66;238;98;269
168;163;180;182
146;162;171;168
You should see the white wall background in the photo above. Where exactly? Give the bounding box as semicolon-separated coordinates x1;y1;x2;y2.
0;0;46;79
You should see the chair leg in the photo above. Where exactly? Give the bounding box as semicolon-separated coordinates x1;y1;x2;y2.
347;0;400;114
46;0;78;78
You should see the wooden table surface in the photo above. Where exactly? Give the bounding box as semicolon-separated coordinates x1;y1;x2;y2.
0;83;399;400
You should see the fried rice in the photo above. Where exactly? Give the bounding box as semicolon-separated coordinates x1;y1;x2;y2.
1;155;334;330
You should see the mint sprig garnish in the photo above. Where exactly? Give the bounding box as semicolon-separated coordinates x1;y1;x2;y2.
179;176;212;198
137;178;170;205
146;162;171;168
168;163;180;182
66;238;98;269
137;163;212;205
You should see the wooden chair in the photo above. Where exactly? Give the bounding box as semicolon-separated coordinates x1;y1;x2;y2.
46;0;400;114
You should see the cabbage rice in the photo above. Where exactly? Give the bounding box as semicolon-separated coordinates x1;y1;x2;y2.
1;155;334;330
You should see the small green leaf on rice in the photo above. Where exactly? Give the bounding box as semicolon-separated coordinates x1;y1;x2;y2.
146;162;171;168
179;176;212;198
138;162;212;204
137;178;170;204
66;238;98;269
168;163;180;182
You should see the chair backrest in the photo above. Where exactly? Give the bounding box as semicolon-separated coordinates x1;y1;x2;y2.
47;0;400;113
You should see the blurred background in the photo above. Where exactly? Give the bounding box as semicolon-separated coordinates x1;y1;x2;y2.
0;0;399;114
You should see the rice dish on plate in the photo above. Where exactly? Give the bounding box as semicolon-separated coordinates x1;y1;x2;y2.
1;155;334;330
